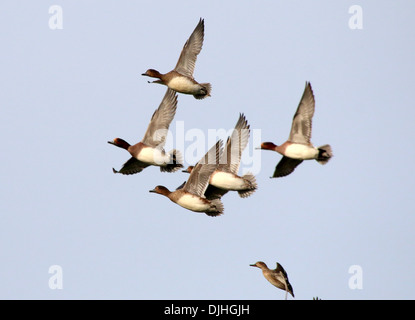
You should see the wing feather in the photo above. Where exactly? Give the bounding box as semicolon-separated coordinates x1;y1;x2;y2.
141;89;178;147
272;156;303;178
113;157;150;175
288;82;315;144
174;18;205;78
184;140;223;197
218;113;250;174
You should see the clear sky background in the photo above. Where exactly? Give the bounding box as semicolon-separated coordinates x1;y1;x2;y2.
1;1;414;300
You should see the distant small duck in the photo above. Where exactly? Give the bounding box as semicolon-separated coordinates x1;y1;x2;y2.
182;113;257;199
250;261;295;299
258;82;332;178
142;18;211;99
150;140;224;217
108;89;183;175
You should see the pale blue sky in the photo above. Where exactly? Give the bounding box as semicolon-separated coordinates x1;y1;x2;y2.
1;1;414;300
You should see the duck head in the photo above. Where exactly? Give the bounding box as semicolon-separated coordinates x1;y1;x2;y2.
256;142;278;151
108;138;131;150
250;261;268;269
182;166;195;174
149;185;171;196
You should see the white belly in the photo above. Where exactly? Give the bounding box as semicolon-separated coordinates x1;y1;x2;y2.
168;76;199;94
210;171;247;191
137;147;169;166
176;194;210;212
284;144;319;160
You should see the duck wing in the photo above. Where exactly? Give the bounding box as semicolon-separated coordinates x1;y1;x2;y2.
174;18;205;78
183;140;223;197
141;89;178;148
112;157;150;175
272;156;303;178
275;263;294;298
288;82;315;145
218;113;250;174
204;185;229;200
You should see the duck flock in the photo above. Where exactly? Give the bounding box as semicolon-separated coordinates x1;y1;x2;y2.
108;18;333;299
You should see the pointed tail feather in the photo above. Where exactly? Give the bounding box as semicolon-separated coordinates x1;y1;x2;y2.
160;149;183;172
194;83;212;99
237;172;258;198
205;198;224;217
316;144;333;165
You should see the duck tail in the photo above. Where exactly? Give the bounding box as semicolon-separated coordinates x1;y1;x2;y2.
237;172;258;198
205;198;224;217
316;144;333;165
160;149;183;173
194;83;212;99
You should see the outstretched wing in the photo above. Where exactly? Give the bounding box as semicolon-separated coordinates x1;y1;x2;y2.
112;157;150;175
174;18;205;78
141;89;178;148
272;156;303;178
288;82;315;145
184;140;223;197
218;113;250;174
204;185;229;200
276;263;294;297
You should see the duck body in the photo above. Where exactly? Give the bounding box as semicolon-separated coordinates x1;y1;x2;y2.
269;141;320;160
108;139;182;174
167;72;209;97
150;186;221;214
132;143;174;166
210;171;252;191
283;143;319;160
143;70;210;99
174;192;220;213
